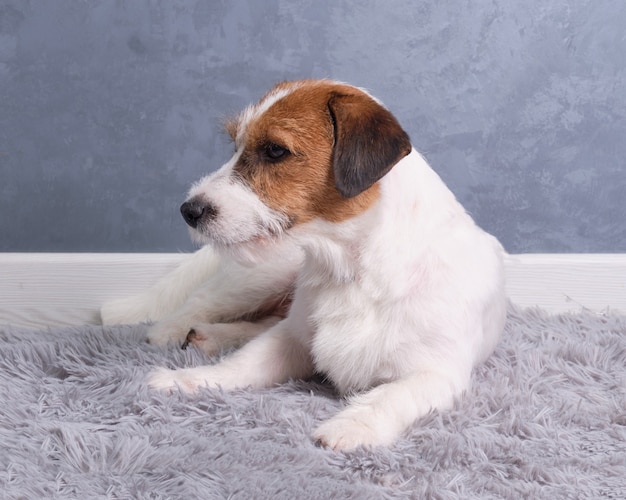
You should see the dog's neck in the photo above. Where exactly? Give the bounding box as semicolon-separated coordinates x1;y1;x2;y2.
293;149;468;289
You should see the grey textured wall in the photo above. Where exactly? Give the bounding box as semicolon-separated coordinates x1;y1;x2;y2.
1;0;625;253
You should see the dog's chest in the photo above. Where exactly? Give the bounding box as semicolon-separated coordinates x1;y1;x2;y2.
303;278;410;394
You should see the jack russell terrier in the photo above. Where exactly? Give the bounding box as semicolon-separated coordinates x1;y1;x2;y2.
101;79;506;451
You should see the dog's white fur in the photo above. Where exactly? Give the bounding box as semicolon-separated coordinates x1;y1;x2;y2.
102;80;506;451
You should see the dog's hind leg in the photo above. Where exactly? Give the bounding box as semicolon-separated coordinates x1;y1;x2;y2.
180;315;283;357
145;253;297;346
100;245;222;325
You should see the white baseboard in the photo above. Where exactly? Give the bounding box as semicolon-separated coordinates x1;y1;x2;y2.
0;253;185;329
1;253;624;329
503;253;625;315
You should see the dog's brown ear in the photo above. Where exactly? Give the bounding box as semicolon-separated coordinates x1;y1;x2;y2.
328;93;412;198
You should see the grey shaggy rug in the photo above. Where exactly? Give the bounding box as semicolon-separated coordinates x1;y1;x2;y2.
1;307;624;499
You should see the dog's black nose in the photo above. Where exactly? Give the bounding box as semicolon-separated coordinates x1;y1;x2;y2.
180;200;217;228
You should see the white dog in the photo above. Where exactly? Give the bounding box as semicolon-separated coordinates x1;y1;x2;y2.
101;79;506;451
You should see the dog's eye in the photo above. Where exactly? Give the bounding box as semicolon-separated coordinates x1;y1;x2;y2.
265;143;289;161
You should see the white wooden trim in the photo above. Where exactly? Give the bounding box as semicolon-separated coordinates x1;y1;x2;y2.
503;253;625;315
0;253;624;329
0;253;185;329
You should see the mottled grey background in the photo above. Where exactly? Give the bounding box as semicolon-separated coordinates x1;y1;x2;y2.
1;0;625;253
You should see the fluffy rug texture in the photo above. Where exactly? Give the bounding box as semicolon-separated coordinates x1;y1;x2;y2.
0;307;624;499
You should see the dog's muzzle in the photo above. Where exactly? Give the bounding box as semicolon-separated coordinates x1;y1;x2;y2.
180;199;218;228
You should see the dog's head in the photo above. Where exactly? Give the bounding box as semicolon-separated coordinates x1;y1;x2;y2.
181;79;411;254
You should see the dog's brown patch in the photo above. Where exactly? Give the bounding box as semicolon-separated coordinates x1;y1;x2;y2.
231;80;411;225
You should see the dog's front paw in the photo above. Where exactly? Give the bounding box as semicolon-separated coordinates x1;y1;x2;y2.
147;368;180;393
148;367;203;394
313;415;380;451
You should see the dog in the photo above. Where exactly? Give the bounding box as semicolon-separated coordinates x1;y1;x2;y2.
101;79;507;451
